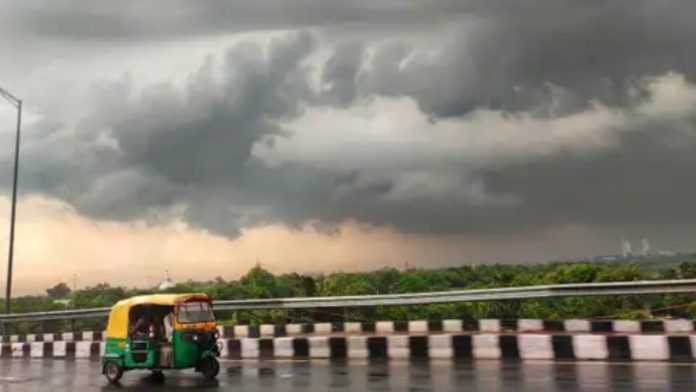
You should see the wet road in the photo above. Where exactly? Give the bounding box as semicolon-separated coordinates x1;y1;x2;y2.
0;359;694;391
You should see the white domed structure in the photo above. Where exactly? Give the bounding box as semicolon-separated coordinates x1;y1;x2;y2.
158;270;176;290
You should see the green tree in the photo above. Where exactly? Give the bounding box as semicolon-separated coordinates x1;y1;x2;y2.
46;282;71;299
367;268;401;293
240;266;278;298
74;284;128;308
596;265;642;282
397;273;430;293
544;263;602;284
316;273;372;296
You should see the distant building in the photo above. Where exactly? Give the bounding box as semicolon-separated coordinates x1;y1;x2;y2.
622;238;633;258
641;239;651;257
594;254;621;262
158;270;176;290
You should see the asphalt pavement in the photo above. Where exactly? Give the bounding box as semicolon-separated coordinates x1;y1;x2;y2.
0;358;694;391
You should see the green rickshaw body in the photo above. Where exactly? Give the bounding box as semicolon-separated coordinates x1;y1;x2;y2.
103;332;217;368
101;294;220;382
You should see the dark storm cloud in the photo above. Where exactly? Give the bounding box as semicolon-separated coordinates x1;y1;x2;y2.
95;31;314;185
367;123;696;237
356;0;696;117
1;0;467;40
255;0;696;237
319;42;365;106
3;0;696;243
1;31;318;235
480;119;696;234
87;31;316;234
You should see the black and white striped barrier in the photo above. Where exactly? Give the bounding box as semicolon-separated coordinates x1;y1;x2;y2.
214;319;696;338
2;334;695;361
217;334;696;362
1;341;104;359
1;331;103;343
3;319;694;342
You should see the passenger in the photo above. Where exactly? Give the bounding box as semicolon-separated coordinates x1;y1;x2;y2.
163;311;174;342
131;315;149;337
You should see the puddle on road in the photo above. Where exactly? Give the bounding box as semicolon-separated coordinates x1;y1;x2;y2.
0;376;32;384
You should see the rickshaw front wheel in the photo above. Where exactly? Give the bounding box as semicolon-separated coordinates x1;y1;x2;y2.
104;362;123;383
150;370;165;383
199;357;220;379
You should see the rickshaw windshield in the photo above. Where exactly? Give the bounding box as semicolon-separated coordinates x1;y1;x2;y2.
177;301;214;323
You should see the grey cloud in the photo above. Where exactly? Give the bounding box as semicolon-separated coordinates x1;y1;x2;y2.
93;31;315;233
1;0;467;41
257;108;696;238
1;31;318;236
258;0;696;238
480;119;696;233
92;31;314;186
319;42;365;106
354;0;696;117
2;0;696;251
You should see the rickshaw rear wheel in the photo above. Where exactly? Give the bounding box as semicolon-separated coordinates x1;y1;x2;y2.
199;357;220;379
104;362;123;383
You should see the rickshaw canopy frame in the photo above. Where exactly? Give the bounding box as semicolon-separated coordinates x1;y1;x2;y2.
105;293;211;339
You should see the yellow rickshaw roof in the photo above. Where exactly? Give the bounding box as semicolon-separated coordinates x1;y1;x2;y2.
112;293;208;308
105;293;211;339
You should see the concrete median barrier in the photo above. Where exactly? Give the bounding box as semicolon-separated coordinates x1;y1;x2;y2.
215;334;696;362
1;318;693;363
1;333;693;362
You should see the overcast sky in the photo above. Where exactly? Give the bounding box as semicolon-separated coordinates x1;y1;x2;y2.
1;0;695;293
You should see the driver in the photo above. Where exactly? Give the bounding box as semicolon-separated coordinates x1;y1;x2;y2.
151;315;166;341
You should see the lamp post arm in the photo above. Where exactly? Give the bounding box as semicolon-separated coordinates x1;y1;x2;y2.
0;88;20;108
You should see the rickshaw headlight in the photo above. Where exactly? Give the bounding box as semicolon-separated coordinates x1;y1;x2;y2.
192;334;199;341
214;330;220;340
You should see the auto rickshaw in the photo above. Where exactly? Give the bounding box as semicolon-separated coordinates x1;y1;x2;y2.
102;293;220;383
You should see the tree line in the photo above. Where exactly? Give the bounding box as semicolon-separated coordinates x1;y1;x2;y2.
3;257;696;334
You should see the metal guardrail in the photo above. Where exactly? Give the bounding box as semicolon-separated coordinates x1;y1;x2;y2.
1;279;695;323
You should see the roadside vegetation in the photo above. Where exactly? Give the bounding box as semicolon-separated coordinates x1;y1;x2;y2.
3;256;696;333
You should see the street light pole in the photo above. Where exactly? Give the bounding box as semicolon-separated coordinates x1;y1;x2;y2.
0;87;22;314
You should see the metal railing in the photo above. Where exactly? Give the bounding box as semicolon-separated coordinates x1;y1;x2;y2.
1;279;695;324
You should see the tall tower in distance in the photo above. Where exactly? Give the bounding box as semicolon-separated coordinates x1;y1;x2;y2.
641;238;651;257
622;238;633;258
